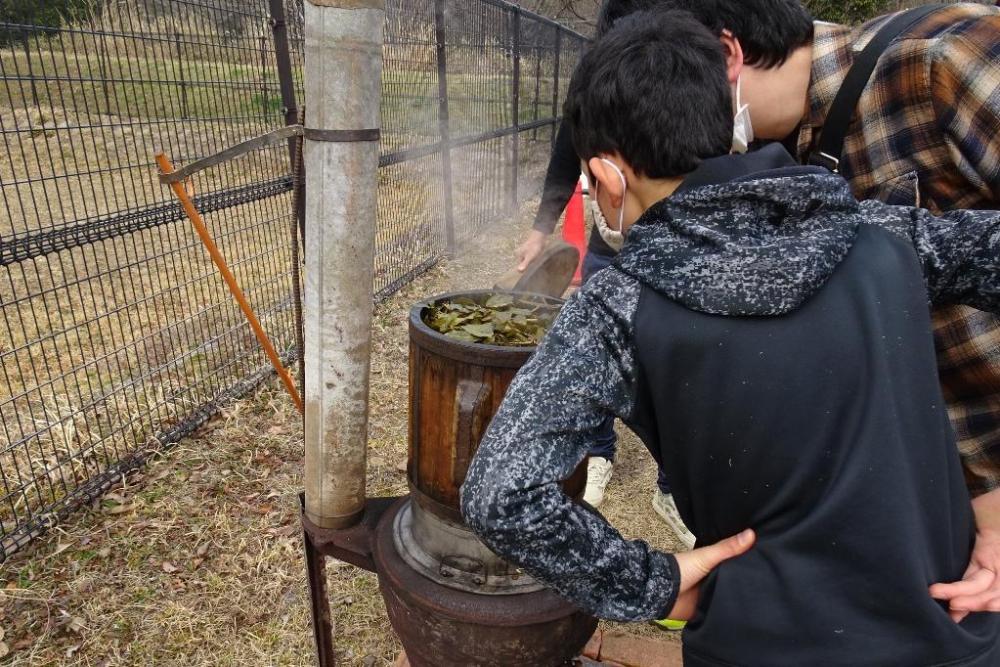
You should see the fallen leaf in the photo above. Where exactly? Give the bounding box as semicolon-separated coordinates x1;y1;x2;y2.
105;503;134;515
67;617;86;634
192;558;204;570
0;641;8;659
52;543;71;557
66;644;80;658
196;542;210;557
273;524;297;538
97;547;111;559
161;561;178;574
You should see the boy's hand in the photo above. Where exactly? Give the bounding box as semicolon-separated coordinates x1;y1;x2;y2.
669;529;755;620
930;488;1000;622
516;230;548;271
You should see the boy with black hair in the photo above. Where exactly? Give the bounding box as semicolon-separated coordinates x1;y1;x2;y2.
518;1;1000;568
463;8;1000;665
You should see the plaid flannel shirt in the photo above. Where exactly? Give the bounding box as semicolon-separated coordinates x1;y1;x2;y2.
796;4;1000;495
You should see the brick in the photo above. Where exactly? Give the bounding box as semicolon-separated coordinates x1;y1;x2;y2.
582;628;603;659
598;631;683;667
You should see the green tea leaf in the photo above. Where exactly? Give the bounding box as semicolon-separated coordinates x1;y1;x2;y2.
445;330;477;342
462;323;495;339
424;294;557;347
485;294;514;308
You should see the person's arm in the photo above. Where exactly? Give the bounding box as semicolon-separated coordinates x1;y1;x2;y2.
930;17;1000;205
859;200;1000;311
890;203;1000;619
517;122;581;270
460;270;753;620
904;206;1000;312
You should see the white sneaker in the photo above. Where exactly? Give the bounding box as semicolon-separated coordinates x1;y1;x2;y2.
583;457;614;507
652;490;696;550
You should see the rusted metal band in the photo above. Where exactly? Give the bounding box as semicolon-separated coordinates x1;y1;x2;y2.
158;125;380;184
306;0;385;10
304;128;380;143
159;125;303;183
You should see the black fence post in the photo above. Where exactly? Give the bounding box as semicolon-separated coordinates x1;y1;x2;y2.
510;9;521;212
98;31;113;116
551;27;561;149
260;34;269;119
24;32;39;110
175;31;188;119
270;0;305;393
269;0;300;173
531;43;541;141
434;0;456;255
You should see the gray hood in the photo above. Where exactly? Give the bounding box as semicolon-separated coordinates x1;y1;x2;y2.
615;155;862;317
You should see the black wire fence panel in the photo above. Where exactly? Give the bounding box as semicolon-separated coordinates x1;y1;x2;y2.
0;0;300;561
0;0;585;561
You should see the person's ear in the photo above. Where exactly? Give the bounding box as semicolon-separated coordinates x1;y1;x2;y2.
720;30;744;85
587;156;624;209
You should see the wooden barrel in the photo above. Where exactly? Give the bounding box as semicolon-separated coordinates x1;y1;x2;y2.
408;290;587;524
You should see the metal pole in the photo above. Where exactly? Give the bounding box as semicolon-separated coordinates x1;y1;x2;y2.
24;33;39;110
175;31;188;119
551;28;560;149
510;10;520;211
270;0;300;164
532;44;541;141
434;0;456;256
269;0;304;236
303;0;384;530
156;152;305;415
260;34;269;119
96;25;112;116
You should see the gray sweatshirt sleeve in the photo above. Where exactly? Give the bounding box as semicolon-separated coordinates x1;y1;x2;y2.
908;207;1000;312
861;201;1000;312
460;268;680;622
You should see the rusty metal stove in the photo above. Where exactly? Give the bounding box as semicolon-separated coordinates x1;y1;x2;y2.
301;290;596;666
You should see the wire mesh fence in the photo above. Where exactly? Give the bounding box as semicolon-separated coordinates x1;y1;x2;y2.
0;0;586;561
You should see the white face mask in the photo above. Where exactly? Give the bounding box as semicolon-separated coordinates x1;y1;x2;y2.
590;198;624;251
732;74;754;154
590;158;627;251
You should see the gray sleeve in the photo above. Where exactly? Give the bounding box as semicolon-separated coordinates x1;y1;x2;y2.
860;200;1000;312
908;207;1000;312
460;269;679;622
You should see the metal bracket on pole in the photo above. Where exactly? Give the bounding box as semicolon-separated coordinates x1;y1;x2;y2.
305;128;381;143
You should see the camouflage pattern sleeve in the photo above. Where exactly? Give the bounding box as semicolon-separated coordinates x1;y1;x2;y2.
460;268;680;622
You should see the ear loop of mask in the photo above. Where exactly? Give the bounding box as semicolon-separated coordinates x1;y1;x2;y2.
598;158;627;233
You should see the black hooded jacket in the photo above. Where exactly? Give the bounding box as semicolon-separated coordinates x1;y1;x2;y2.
462;146;1000;665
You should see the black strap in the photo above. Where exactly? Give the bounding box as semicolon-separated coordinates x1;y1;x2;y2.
808;4;941;172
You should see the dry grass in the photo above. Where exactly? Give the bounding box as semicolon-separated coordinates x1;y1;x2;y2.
0;94;445;553
0;198;682;665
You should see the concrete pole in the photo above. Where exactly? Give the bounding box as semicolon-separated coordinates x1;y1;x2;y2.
303;0;384;529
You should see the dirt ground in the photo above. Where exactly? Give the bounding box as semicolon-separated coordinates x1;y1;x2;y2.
1;198;683;666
